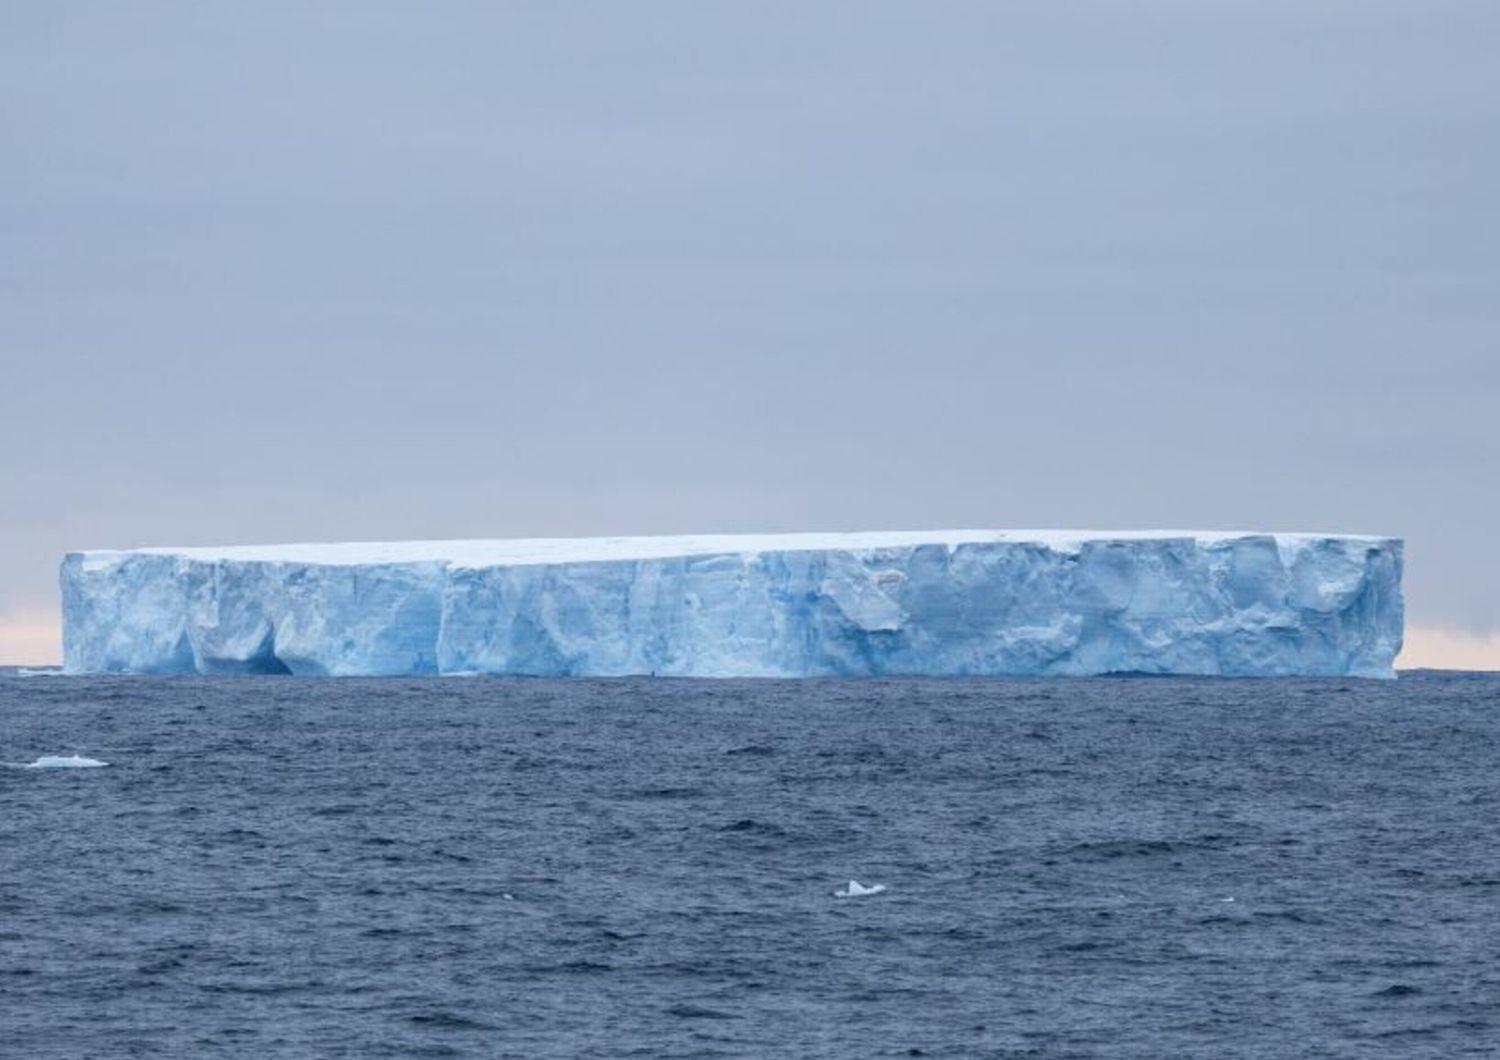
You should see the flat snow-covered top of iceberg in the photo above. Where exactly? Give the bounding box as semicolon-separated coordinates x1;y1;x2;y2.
73;529;1396;570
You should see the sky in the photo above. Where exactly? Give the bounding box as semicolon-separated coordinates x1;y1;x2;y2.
2;2;1497;667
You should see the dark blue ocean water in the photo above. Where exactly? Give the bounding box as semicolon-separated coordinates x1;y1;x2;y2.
1;672;1497;1058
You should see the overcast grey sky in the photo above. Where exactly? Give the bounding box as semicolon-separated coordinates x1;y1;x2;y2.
2;2;1497;664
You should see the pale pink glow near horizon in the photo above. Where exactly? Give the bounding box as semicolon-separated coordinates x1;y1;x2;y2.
0;617;61;667
3;615;1495;672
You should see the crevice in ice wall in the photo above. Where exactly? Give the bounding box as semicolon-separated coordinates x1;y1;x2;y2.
195;625;293;675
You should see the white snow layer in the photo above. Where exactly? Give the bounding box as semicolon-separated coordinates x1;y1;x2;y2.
60;530;1403;678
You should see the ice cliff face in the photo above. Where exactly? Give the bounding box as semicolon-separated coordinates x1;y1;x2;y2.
60;531;1404;678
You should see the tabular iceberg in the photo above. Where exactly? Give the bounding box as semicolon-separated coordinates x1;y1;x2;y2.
60;530;1403;678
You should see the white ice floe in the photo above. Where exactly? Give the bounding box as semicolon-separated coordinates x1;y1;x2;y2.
835;880;887;898
21;755;108;769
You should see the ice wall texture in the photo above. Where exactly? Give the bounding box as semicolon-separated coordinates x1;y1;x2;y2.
60;532;1404;678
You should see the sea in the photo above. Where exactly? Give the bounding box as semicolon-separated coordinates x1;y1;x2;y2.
1;670;1496;1059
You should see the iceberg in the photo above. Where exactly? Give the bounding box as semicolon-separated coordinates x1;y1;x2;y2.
21;755;108;769
59;530;1403;678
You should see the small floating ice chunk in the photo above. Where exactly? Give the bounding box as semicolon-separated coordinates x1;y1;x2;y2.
23;755;108;769
835;880;886;898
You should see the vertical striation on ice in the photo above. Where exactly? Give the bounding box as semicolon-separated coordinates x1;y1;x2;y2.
60;530;1404;678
